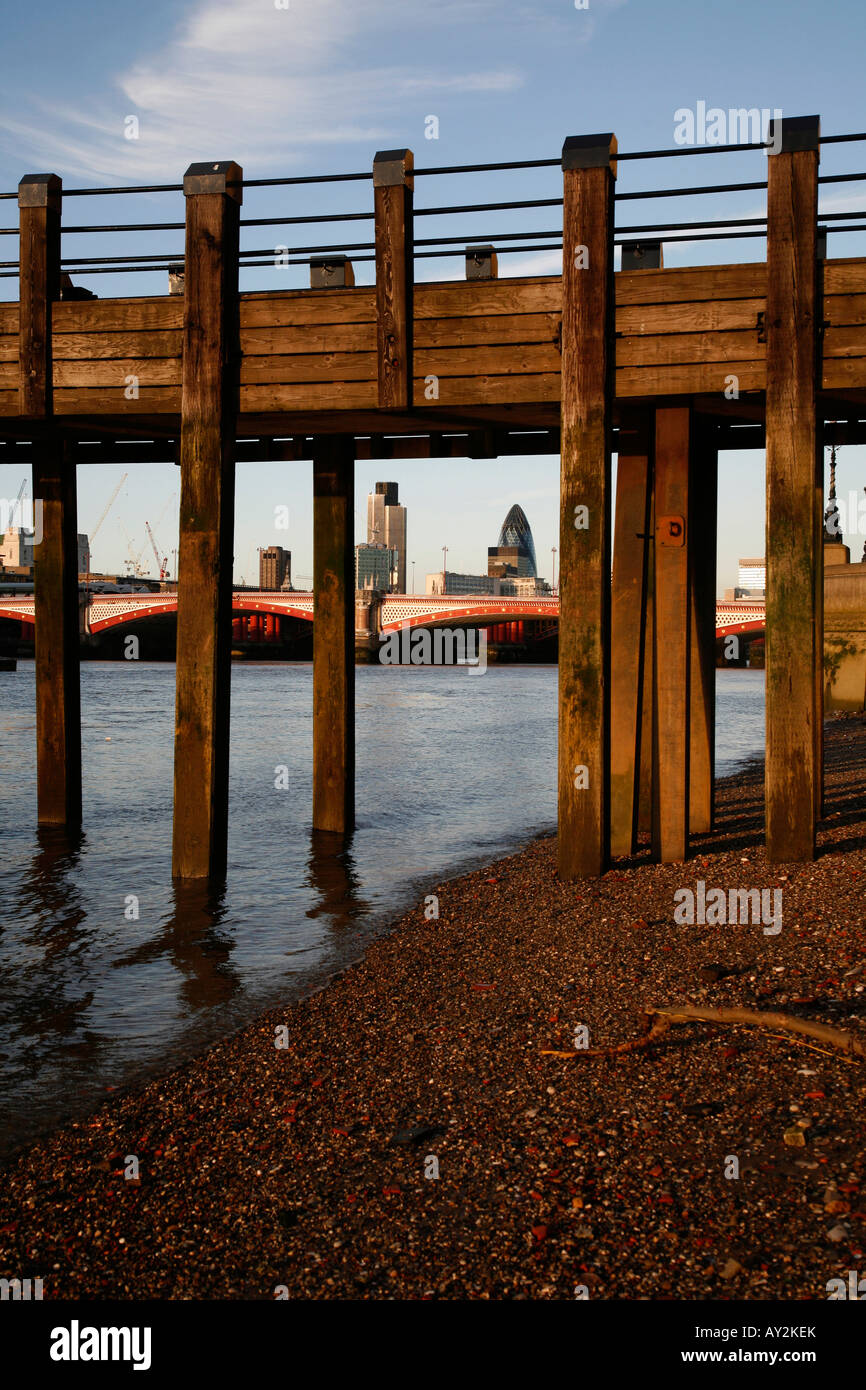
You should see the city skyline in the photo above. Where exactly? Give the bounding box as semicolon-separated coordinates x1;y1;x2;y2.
2;0;866;599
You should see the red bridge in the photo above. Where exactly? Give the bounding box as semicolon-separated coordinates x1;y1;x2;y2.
0;591;766;639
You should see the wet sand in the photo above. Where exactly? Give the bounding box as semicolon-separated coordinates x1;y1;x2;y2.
1;715;865;1300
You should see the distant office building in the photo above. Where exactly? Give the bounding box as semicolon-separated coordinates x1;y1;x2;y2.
488;503;538;578
736;557;765;598
367;482;407;593
356;543;397;590
500;575;551;597
427;571;500;596
0;525;34;570
259;545;291;590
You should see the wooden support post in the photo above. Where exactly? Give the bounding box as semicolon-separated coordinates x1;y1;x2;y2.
765;116;821;862
374;149;413;410
610;411;653;857
638;480;656;837
558;133;617;879
313;436;355;834
172;161;242;881
19;173;82;828
689;425;718;834
653;406;692;863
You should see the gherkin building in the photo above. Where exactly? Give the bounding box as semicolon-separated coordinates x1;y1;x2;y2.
497;504;537;577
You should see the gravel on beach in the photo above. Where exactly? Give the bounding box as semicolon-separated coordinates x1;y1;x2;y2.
1;714;865;1301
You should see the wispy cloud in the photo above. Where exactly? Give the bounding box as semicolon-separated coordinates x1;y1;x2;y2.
0;0;524;182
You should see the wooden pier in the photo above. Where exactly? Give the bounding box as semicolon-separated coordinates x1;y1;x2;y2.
3;117;866;878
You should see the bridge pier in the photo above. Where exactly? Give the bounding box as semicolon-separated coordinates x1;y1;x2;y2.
689;423;718;835
19;174;82;829
557;132;616;880
313;435;355;834
765;116;822;862
610;410;653;857
171;161;242;881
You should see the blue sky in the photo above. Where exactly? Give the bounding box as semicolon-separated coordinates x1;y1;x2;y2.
1;0;864;588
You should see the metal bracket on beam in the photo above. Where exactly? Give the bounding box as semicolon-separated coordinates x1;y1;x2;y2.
621;240;662;271
310;255;355;288
183;161;243;202
562;133;617;177
767;114;820;156
373;149;414;190
465;245;498;280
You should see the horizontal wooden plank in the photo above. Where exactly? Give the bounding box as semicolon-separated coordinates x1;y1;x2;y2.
416;311;561;348
52;386;181;413
0;389;19;415
823;259;866;295
240;380;377;411
415;279;559;319
617;329;764;368
0;307;19;335
417;343;560;376
616;297;763;336
239;289;376;328
240;352;375;384
823;325;866;358
0;335;19;363
240;322;375;355
51;299;183;332
617;360;765;398
824;294;866;328
617;263;765;307
52;329;181;360
0;362;17;389
822;357;866;391
411;372;561;405
53;358;181;387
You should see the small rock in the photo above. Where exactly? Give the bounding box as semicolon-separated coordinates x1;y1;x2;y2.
828;1224;850;1244
783;1127;806;1147
720;1258;742;1280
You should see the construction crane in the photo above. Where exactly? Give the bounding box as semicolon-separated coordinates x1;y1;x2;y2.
145;522;168;580
88;472;128;576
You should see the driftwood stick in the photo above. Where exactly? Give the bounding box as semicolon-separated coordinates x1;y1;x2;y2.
647;1005;866;1059
541;1005;866;1060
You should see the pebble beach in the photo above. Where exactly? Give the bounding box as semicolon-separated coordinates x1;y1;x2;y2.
1;714;865;1301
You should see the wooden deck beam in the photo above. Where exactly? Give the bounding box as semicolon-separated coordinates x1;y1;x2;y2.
557;133;617;879
313;435;355;834
172;161;242;881
19;173;82;829
765;116;821;862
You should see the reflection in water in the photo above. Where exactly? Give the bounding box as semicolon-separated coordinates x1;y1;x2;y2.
111;880;239;1013
306;830;370;928
0;663;766;1154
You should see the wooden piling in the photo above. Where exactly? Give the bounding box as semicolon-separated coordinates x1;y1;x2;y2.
652;406;692;863
172;161;242;881
765;116;821;862
689;425;718;834
313;436;355;834
374;149;414;410
557;133;617;879
19;173;82;828
610;411;653;857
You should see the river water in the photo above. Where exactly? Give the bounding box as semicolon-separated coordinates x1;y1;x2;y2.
0;663;765;1155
